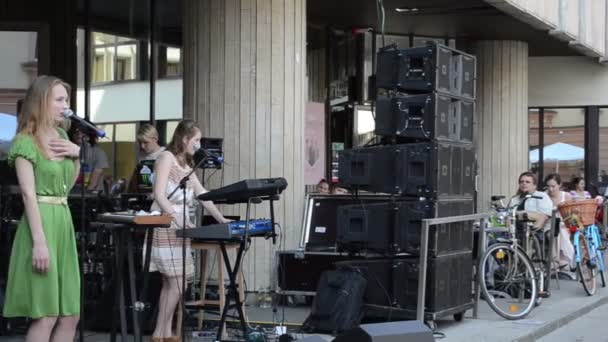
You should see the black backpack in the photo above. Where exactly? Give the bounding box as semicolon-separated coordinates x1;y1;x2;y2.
302;267;367;334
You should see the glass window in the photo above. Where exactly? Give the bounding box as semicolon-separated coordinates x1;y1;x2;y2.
530;108;585;189
114;123;137;181
97;124;115;177
91;32;139;83
165;47;182;77
165;120;179;144
528;108;540;179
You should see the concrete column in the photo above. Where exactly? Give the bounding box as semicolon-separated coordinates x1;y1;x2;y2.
473;41;529;210
182;0;307;290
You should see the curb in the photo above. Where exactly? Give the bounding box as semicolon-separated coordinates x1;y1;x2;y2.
513;295;608;342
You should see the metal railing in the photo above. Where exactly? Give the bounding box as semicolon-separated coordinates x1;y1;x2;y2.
417;213;492;321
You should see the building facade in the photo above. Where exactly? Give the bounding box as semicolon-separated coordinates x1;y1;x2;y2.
2;0;608;290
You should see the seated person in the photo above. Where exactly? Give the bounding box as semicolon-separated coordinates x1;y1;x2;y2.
571;176;604;204
316;179;329;193
570;177;591;200
508;171;553;232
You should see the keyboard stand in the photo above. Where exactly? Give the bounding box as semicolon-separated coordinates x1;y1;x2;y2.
208;196;278;341
91;214;170;342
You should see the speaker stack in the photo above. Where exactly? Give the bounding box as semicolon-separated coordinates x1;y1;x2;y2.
336;43;477;322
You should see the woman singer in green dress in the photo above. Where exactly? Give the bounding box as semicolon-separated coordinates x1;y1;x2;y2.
3;76;82;341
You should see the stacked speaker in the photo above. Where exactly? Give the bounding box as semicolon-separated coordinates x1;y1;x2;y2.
336;43;477;320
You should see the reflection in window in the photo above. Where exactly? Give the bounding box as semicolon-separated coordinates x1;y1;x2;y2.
92;32;138;83
114;123;137;182
166;121;179;144
529;108;585;189
96;124;114;179
166;47;181;77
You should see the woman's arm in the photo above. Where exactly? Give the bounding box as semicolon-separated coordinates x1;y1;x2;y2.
48;138;81;186
192;175;229;223
15;158;49;273
153;152;178;215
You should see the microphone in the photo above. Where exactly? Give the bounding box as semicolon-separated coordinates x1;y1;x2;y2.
62;109;106;138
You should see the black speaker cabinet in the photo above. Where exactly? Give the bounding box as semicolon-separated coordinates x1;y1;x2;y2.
376;43;476;100
337;199;474;256
338;142;475;198
338;253;473;313
301;194;394;251
374;93;474;143
276;251;361;294
452;54;476;99
333;321;434;342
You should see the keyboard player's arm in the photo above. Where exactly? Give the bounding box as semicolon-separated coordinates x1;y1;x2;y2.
191;173;230;224
153;152;187;226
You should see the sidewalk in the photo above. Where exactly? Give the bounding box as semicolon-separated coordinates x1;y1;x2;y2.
1;275;605;341
437;276;608;342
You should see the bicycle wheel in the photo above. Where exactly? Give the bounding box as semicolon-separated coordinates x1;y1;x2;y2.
577;234;597;296
479;243;537;320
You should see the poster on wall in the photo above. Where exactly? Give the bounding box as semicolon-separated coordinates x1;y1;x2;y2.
305;102;325;185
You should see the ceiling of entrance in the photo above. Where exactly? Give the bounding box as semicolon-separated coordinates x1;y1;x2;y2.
308;0;577;56
79;0;577;56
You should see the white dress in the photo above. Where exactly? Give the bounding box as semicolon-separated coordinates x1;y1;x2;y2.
145;153;195;280
553;191;575;267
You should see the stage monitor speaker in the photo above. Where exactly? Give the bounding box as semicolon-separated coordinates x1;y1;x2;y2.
374;92;473;143
337;253;473;313
338;142;475;198
376;43;476;100
333;321;434;342
336;199;474;256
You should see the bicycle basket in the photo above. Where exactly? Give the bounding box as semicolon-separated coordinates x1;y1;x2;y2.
557;199;597;226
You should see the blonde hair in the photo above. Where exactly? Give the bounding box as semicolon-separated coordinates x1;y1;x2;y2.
17;75;71;151
137;123;159;142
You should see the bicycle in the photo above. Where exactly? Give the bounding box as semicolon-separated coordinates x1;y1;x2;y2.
478;194;547;320
562;209;606;296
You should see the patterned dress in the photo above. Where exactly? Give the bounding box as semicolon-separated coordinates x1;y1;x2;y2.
3;129;80;318
146;152;195;280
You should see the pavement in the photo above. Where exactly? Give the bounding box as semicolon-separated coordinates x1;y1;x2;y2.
537;303;608;342
2;273;608;341
436;274;608;342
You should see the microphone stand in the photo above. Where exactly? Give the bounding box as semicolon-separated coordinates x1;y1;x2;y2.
166;154;208;342
78;136;89;342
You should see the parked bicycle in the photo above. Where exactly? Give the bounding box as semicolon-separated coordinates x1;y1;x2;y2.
559;199;607;295
478;194;549;320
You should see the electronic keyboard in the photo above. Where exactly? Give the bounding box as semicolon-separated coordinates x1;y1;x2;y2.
176;219;273;240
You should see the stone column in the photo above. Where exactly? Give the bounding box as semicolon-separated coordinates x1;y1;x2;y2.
473;41;529;210
183;0;307;290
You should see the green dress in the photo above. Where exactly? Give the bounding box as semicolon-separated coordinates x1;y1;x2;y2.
2;129;80;318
